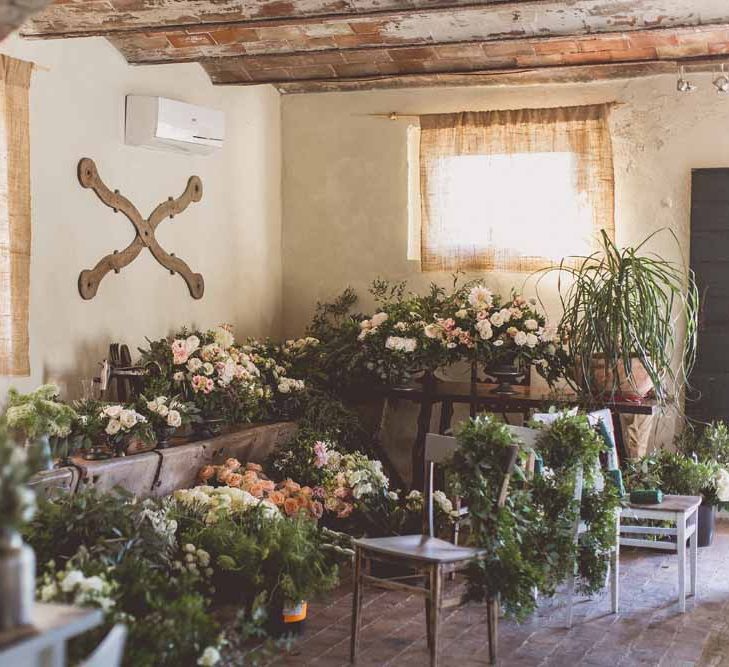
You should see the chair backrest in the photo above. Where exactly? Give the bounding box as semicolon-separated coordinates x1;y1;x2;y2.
80;624;127;667
422;430;524;537
587;409;619;471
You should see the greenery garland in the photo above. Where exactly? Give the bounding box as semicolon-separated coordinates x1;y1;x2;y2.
447;413;620;621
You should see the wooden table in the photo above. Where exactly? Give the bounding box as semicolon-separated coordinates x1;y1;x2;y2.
619;495;701;612
0;603;103;667
384;380;658;487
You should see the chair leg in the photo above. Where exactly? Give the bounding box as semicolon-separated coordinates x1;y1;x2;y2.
486;595;499;665
689;515;698;599
425;568;432;650
565;561;576;629
350;549;364;663
611;513;620;614
677;515;687;613
429;565;442;667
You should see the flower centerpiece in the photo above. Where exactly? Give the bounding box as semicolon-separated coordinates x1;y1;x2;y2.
0;425;37;630
138;395;198;449
5;384;78;469
139;325;265;435
99;404;152;457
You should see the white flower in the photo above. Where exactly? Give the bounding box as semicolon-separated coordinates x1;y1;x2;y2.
468;285;493;310
489;312;504;327
499;308;512;323
475;319;493;341
424;324;441;339
385;336;417;353
79;576;105;593
103;405;123;418
119;410;139;429
185;335;201;356
432;490;454;515
197;646;220;667
525;333;539;348
40;583;57;602
524;319;539;331
455;309;468;318
60;570;85;593
394;321;407;332
213;325;235;350
173;371;185;382
146;401;158;413
493;340;504;347
514;331;528;346
157;404;169;417
202;362;214;376
371;312;388;327
187;358;203;373
546;343;557;356
167;410;182;428
185;543;196;553
716;468;729;502
105;419;121;436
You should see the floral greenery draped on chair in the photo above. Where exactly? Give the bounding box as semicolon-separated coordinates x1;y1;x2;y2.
418;104;615;273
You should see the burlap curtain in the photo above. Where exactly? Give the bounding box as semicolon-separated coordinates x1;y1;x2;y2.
0;55;32;375
419;104;615;272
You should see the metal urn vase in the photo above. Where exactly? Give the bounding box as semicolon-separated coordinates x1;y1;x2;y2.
0;529;36;631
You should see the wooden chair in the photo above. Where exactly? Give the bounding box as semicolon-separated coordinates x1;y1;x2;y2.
349;433;521;667
80;624;127;667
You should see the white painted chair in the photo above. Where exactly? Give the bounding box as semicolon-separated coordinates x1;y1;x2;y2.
80;624;127;667
532;409;620;626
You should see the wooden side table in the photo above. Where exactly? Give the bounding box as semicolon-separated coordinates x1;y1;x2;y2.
0;603;103;667
619;495;702;612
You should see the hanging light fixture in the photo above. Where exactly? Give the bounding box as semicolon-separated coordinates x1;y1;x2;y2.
714;64;729;94
677;65;696;93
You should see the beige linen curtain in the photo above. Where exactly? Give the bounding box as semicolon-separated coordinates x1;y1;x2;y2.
419;104;615;272
0;55;32;375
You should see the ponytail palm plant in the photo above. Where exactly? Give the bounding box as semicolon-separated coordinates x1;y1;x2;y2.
547;230;698;405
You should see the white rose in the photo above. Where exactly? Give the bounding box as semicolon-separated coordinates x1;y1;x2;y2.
371;312;388;327
524;319;539;331
60;570;85;593
79;576;105;593
157;404;169;417
202;362;214;376
187;358;203;372
213;326;235;350
146;401;158;413
167;410;182;428
198;647;221;667
119;410;138;429
103;405;123;418
105;419;122;435
424;324;440;339
499;308;512;323
489;312;504;327
716;468;729;502
185;335;201;355
475;319;493;340
525;333;539;348
514;331;528;346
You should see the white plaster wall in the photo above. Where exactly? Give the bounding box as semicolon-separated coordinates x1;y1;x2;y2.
0;35;282;398
281;74;729;448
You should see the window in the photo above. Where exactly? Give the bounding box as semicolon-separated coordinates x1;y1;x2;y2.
414;105;615;272
0;56;33;375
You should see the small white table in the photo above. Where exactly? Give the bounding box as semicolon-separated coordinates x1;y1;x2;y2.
619;494;702;612
0;603;103;667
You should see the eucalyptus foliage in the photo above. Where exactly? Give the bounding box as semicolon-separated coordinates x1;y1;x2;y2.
543;229;698;403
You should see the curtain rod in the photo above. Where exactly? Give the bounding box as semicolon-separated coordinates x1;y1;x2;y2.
363;102;624;121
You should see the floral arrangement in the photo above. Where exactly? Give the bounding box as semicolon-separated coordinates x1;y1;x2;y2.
140;325;266;424
38;557;119;613
173;484;281;525
98;404;152;455
5;384;78;442
0;425;37;532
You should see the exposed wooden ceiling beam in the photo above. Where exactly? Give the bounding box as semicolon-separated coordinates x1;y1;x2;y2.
0;0;54;42
22;0;729;42
199;25;729;85
273;60;692;93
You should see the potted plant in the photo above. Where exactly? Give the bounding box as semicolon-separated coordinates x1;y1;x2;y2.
0;424;37;631
137;395;198;449
4;385;78;470
543;230;698;403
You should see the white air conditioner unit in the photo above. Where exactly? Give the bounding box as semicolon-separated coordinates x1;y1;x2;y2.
124;95;225;155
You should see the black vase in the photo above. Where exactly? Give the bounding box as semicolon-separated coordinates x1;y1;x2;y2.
697;503;716;548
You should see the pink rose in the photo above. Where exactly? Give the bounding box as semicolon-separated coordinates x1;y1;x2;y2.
171;339;189;365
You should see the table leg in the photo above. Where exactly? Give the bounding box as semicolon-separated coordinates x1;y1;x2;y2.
610;409;630;465
438;400;454;435
677;514;686;613
690;511;698;598
412;398;434;490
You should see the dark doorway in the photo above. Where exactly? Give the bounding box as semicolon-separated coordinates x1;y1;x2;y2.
689;169;729;423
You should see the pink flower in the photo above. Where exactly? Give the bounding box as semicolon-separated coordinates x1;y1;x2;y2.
312;486;326;499
171;339;189;365
191;374;214;394
313;441;330;469
442;318;456;331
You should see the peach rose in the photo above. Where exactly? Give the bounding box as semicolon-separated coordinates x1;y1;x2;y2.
227;473;243;488
300;486;313;497
217;468;233;484
249;483;264;498
243;470;259;483
296;494;309;509
224;457;241;470
260;480;275;493
269;490;286;506
245;462;263;472
198;465;216;482
285;479;301;492
283;498;300;516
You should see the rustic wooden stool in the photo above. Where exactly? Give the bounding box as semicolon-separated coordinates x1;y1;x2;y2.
619;495;701;612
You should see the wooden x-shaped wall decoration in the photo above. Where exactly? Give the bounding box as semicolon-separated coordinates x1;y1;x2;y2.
77;157;205;300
